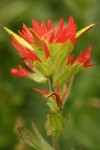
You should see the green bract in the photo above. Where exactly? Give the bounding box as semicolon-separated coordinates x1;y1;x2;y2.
45;111;66;136
76;24;95;40
34;58;53;77
49;41;73;86
57;63;83;87
4;26;34;51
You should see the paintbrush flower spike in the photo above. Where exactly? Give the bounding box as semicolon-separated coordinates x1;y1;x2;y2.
4;16;95;110
4;16;96;139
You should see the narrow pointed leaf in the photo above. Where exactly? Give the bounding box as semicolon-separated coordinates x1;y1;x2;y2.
33;88;50;95
32;122;53;150
76;24;95;40
66;113;71;125
3;26;34;50
18;127;43;150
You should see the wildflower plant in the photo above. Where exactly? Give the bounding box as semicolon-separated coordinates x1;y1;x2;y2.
4;16;95;150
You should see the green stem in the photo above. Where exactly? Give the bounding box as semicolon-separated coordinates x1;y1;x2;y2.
48;77;60;150
49;76;54;92
53;136;60;150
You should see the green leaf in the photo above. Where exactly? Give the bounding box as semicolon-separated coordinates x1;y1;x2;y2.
58;63;83;87
34;58;53;77
76;24;95;40
32;122;53;150
18;124;53;150
52;41;73;84
29;72;47;83
66;113;71;125
48;43;64;60
35;48;46;62
3;26;34;51
53;41;73;64
18;127;43;150
45;111;66;136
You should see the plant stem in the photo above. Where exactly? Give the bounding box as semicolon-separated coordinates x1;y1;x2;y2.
53;136;60;150
49;77;60;150
49;76;54;92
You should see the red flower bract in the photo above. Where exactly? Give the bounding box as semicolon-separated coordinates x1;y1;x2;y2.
54;17;76;44
7;17;95;82
33;82;70;109
67;45;96;68
32;19;54;41
73;45;96;68
18;23;34;44
32;16;76;44
9;16;77;77
11;34;41;62
43;42;50;59
11;65;29;77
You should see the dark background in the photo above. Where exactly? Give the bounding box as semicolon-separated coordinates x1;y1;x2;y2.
0;0;100;150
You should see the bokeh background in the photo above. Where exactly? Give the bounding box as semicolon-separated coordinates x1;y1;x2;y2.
0;0;100;150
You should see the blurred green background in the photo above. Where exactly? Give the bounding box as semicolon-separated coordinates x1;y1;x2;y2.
0;0;100;150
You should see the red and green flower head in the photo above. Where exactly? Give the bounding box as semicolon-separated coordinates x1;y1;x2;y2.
31;17;76;44
4;17;95;110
